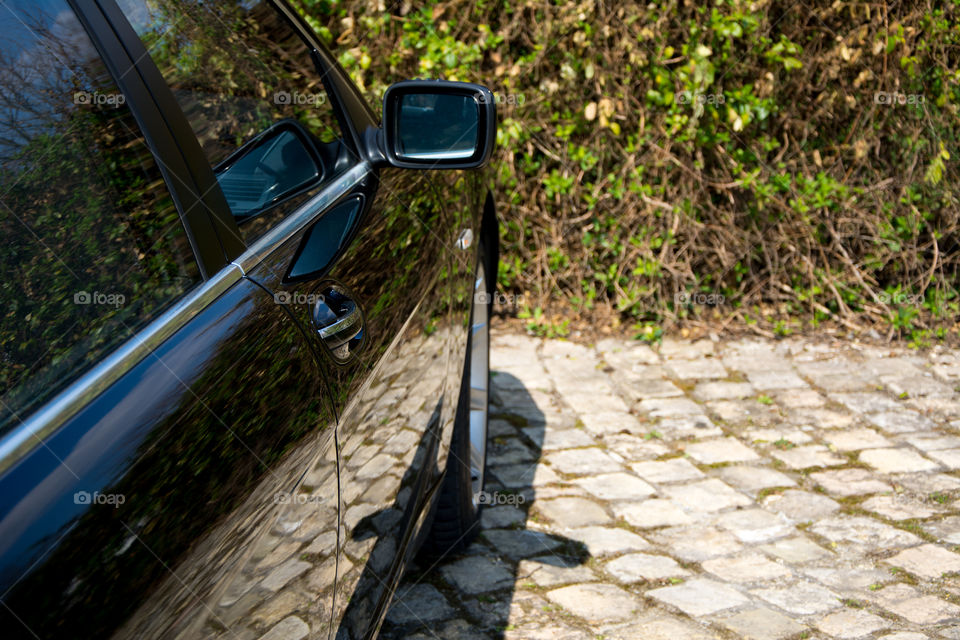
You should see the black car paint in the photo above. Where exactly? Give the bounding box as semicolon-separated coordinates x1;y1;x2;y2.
0;277;340;638
0;1;494;639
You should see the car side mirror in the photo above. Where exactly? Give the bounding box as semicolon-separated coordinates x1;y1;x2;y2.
379;80;496;170
215;119;323;220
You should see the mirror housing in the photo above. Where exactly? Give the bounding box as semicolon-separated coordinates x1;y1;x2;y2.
214;119;323;220
379;80;496;170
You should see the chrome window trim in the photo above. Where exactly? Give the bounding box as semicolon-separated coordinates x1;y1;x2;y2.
0;163;371;474
232;163;371;275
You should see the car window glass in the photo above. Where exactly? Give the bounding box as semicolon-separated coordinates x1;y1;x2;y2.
116;0;348;244
0;0;202;437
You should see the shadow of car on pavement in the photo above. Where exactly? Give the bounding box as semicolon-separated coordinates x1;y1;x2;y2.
377;370;591;638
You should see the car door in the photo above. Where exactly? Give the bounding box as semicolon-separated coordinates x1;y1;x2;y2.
202;11;465;640
0;3;340;640
318;174;457;640
253;40;495;638
108;2;468;639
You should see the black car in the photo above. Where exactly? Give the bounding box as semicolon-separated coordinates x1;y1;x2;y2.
0;1;497;638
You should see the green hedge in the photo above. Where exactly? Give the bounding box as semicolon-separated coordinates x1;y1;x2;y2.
297;0;960;345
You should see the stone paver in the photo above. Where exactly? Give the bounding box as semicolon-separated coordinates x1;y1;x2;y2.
598;614;715;640
760;535;832;563
862;495;937;520
752;581;842;615
630;457;704;483
904;433;960;451
482;529;564;560
692;381;754;401
859;447;940;473
867;410;935;433
685;437;760;464
771;444;846;469
762;489;840;520
924;516;960;544
885;543;960;579
385;584;454;624
536;497;611;527
929;448;960;469
440;555;514;594
749;426;814;445
719;607;805;639
614;499;694;528
824;428;893;451
638;396;704;417
810;468;891;496
546;584;642;622
573;472;656;501
259;616;309;640
802;566;892;591
662;478;752;512
653;525;745;561
605;553;690;582
871;583;960;625
749;370;809;390
809;516;921;550
546;448;622;475
261;559;311;592
701;553;792;583
481;505;525;529
647;578;750;616
517;558;597;588
719;465;796;494
380;330;960;640
564;526;650;556
665;358;727;380
816;609;889;638
715;508;792;543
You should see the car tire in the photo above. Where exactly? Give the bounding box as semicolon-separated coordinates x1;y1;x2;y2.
420;243;492;557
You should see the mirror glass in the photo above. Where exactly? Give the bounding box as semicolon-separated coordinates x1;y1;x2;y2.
395;93;479;160
215;125;321;219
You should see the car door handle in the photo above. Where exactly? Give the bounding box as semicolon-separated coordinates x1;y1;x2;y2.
313;286;363;352
317;300;361;347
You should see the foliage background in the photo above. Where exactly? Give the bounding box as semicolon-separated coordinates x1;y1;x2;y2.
296;0;960;345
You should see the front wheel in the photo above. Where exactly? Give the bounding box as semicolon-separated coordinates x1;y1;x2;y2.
420;245;491;556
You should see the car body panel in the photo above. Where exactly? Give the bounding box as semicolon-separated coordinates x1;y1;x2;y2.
0;276;338;639
319;170;454;640
0;2;495;639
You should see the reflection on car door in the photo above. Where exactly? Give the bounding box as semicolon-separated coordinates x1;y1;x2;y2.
109;3;465;638
0;3;344;639
255;159;458;640
327;175;457;640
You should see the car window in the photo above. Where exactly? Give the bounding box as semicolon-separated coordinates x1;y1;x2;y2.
116;0;349;244
0;0;202;437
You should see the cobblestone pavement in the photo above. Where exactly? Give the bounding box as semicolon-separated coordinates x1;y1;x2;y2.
381;328;960;639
